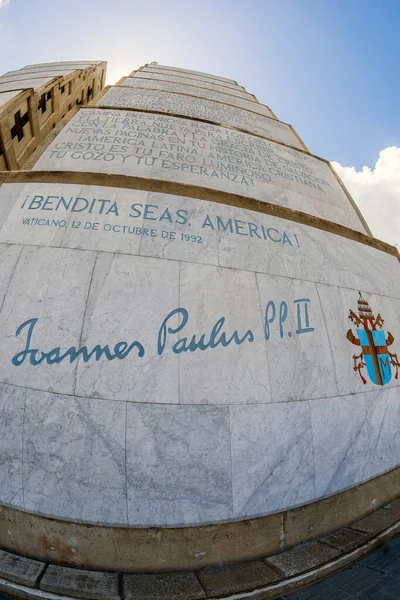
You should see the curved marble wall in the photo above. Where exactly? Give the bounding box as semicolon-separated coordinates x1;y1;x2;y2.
0;64;399;530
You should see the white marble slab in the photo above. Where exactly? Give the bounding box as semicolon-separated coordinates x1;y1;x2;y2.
311;388;400;498
75;253;180;403
0;383;25;508
0;246;96;394
126;403;232;525
178;262;271;404
0;78;55;93
122;77;273;117
135;71;253;99
0;243;22;309
33;108;363;230
316;285;400;396
256;274;338;402
0;184;396;299
23;389;127;524
98;87;303;149
144;65;237;85
230;402;315;518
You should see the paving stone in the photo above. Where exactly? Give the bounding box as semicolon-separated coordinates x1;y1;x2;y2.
327;563;384;595
358;539;400;577
40;565;119;599
351;500;400;534
356;575;400;599
0;549;45;586
286;578;353;599
321;528;371;553
265;542;341;577
197;559;280;595
124;572;205;600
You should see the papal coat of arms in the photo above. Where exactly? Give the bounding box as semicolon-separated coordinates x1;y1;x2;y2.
346;293;399;386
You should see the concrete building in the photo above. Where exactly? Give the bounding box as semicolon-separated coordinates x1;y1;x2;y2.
0;60;107;170
0;61;399;585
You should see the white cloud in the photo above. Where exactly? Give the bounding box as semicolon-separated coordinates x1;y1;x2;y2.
0;0;9;8
331;146;400;247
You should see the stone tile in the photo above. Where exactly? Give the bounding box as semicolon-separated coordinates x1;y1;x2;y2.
331;563;385;594
124;572;205;600
321;528;371;553
122;76;273;116
0;549;45;586
0;384;25;506
351;502;400;534
144;64;237;85
23;390;127;524
230;402;315;519
0;246;96;395
256;273;338;402
311;389;400;498
265;542;340;577
356;575;400;599
33;108;360;229
40;564;119;599
99;87;303;149
179;262;271;405
75;253;179;403
126;403;232;526
287;578;353;599
197;560;280;595
358;539;400;577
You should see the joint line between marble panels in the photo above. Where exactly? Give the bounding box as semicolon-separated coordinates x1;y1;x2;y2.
228;406;234;518
124;401;129;525
178;262;181;405
0;245;23;317
315;284;340;396
307;400;317;499
255;272;274;402
21;388;27;509
73;251;99;395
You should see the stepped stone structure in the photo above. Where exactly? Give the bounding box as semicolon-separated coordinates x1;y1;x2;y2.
0;61;399;573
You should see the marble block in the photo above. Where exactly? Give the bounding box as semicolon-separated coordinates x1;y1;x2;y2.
256;273;338;402
141;68;248;94
33;108;364;230
311;388;400;498
126;403;232;525
178;262;271;404
143;64;238;85
121;77;273;117
23;389;127;524
230;402;315;518
0;246;96;394
98;87;304;149
0;383;25;507
75;253;180;403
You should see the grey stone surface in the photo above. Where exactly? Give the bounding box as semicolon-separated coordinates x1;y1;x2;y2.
321;528;371;553
23;390;127;524
143;64;237;85
351;502;400;534
140;68;251;97
33;108;365;231
121;76;273;116
40;565;119;599
124;572;205;600
197;560;280;595
266;542;341;577
0;384;25;507
126;403;232;525
230;402;315;518
98;87;302;148
0;550;45;586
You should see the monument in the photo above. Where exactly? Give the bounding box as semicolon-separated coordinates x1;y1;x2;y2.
0;61;399;573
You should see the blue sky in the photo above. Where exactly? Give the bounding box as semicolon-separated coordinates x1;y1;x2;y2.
0;0;399;169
